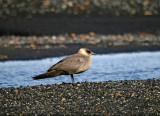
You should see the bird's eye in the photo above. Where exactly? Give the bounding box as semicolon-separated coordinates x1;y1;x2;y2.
86;50;91;53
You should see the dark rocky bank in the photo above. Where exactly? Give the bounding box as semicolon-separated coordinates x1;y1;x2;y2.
0;44;160;61
0;78;159;115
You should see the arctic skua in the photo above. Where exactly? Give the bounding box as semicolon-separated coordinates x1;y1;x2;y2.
33;48;95;83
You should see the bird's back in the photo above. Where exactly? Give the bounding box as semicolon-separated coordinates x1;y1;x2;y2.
47;53;91;74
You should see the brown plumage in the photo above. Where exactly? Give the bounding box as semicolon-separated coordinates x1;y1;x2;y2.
33;48;95;83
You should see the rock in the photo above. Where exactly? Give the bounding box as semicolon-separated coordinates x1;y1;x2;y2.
59;44;67;49
0;54;8;60
44;45;51;49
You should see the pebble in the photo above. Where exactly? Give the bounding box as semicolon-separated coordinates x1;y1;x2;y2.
0;54;8;60
0;78;159;115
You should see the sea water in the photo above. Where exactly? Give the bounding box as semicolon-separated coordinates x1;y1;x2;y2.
0;51;160;88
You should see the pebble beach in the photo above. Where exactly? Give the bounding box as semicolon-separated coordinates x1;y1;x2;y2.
0;79;159;115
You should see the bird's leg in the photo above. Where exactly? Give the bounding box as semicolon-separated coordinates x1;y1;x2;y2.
70;74;75;83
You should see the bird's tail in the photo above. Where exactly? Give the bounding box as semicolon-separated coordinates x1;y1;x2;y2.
33;70;63;80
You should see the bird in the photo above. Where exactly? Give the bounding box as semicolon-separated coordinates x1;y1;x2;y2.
33;48;95;83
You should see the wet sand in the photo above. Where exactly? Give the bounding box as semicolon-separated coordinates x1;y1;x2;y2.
0;17;160;35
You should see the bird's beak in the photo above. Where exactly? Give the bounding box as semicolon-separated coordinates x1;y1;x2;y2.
91;52;96;55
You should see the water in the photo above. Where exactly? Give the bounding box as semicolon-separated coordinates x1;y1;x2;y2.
0;51;160;88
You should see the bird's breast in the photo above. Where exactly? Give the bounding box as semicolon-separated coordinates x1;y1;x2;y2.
77;57;92;73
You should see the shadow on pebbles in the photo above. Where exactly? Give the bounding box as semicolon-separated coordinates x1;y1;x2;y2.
0;78;160;115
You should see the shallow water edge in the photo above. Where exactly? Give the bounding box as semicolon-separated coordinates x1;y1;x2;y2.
0;51;160;88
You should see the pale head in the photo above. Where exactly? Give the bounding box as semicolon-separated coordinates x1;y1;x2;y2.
78;48;96;56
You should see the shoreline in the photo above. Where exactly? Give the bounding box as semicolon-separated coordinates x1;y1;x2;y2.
0;78;159;115
0;44;160;61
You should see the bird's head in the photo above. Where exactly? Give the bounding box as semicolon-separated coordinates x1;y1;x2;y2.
78;48;96;56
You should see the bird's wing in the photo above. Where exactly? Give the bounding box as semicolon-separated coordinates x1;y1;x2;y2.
47;64;56;72
47;55;74;72
48;54;89;74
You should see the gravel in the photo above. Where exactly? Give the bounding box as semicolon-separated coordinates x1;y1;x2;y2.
0;33;160;60
1;33;160;48
0;0;160;18
0;78;159;115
